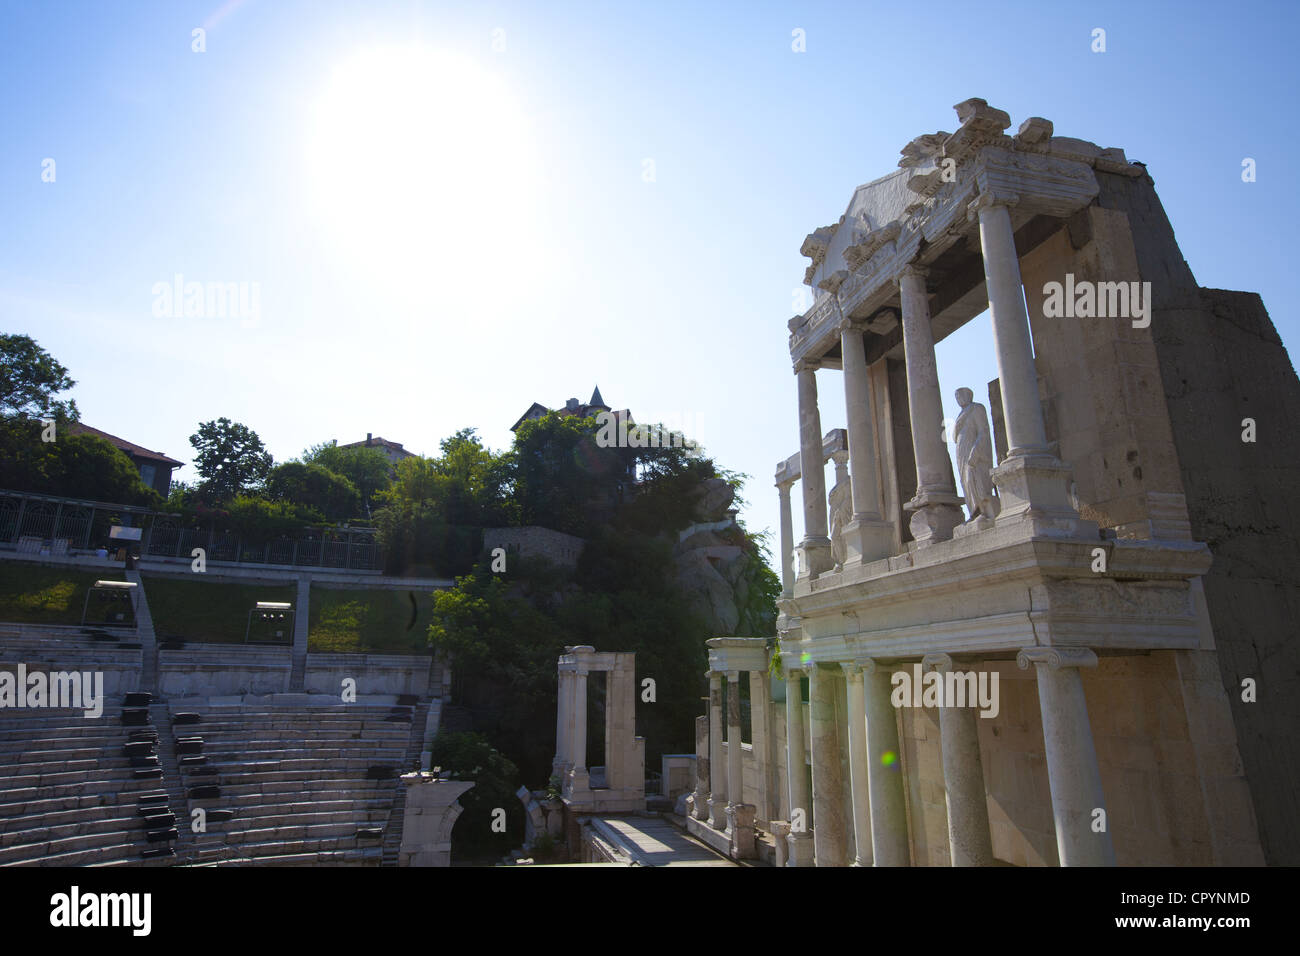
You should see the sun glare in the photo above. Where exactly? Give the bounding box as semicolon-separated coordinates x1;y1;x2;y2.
304;45;541;303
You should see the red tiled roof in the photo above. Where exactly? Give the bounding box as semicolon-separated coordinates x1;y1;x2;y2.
65;423;185;467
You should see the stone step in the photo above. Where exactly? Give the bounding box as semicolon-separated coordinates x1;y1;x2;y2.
0;826;151;865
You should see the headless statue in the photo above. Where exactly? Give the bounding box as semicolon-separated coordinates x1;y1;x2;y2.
954;387;998;522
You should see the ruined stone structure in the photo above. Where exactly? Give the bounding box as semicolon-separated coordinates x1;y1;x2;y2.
750;97;1294;866
552;646;645;814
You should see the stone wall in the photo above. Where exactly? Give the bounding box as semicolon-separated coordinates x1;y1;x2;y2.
1096;169;1299;865
482;526;585;570
157;646;433;698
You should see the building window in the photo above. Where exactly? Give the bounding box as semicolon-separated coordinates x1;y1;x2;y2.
139;464;156;488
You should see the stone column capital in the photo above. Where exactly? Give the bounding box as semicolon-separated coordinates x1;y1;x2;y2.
967;189;1020;220
783;665;804;680
840;661;864;682
921;652;954;673
776;479;795;496
726;669;741;683
898;263;929;284
794;359;821;375
706;669;724;682
860;659;888;677
1016;646;1098;671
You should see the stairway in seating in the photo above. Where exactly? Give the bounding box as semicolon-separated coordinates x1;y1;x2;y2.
381;697;436;866
149;702;192;862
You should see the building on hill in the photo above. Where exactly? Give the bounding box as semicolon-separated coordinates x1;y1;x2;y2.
510;385;627;433
339;433;416;467
65;422;183;496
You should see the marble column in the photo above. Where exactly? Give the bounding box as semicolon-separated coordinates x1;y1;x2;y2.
1017;647;1116;866
749;670;773;823
842;663;874;866
569;666;590;795
972;193;1047;457
795;362;833;577
863;660;910;865
922;653;994;866
840;321;895;564
809;664;848;866
725;671;745;830
707;671;726;828
783;666;813;866
897;265;963;544
776;479;796;598
692;712;710;821
971;192;1084;533
552;669;569;776
725;673;744;804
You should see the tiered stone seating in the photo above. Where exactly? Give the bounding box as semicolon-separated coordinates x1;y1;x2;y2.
0;702;169;866
169;701;411;865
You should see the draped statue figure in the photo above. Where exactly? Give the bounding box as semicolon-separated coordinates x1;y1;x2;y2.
954;387;998;522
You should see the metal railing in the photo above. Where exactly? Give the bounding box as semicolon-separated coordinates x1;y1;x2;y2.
0;488;383;571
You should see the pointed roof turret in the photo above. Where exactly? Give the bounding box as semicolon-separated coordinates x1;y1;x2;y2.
590;385;607;409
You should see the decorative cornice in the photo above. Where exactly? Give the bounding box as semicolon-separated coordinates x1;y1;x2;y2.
1016;646;1099;671
817;269;850;294
898;131;950;169
842;221;900;271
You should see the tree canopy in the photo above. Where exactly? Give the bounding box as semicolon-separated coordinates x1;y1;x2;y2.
189;418;273;501
0;334;79;422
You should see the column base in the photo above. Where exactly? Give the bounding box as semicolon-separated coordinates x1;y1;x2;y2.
796;535;834;579
904;490;964;545
707;797;727;830
992;454;1098;539
785;831;815;867
840;515;896;567
725;804;757;859
563;767;591;804
687;791;709;821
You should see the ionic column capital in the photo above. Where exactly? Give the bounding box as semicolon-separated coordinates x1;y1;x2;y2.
1016;646;1098;671
921;652;954;673
967;189;1020;220
860;658;888;678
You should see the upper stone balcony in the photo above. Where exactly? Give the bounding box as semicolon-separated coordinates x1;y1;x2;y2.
773;98;1212;664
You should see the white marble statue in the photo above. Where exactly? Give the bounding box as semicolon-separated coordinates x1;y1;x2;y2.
954;387;998;522
828;477;853;569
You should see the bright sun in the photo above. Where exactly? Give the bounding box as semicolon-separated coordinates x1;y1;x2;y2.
305;45;540;299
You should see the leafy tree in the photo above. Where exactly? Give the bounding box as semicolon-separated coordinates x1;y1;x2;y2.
502;413;627;536
373;429;510;575
189;418;272;501
0;334;79;422
0;417;158;505
265;461;359;520
302;441;391;515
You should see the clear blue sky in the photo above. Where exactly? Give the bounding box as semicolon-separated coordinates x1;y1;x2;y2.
3;0;1296;571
